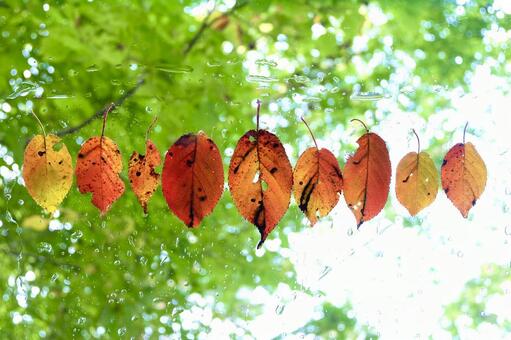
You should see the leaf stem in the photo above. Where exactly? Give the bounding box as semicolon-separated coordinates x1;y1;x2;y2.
101;103;115;139
350;118;369;133
145;116;159;141
463;122;468;144
30;109;47;150
301;117;318;149
412;129;420;154
256;99;261;132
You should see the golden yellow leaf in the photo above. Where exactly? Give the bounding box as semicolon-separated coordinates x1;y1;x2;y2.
396;151;438;216
23;134;73;213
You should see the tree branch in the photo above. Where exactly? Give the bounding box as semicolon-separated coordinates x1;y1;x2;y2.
56;78;145;137
55;1;249;137
183;0;249;56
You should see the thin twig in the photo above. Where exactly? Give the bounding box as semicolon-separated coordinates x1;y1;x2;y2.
56;79;145;137
183;6;216;55
55;2;248;137
183;1;249;56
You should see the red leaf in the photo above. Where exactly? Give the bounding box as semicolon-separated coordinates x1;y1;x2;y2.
162;132;224;227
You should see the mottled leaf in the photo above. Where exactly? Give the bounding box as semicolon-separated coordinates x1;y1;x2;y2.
228;129;293;248
441;142;487;218
396;151;438;216
128;140;161;214
293;147;343;225
76;136;125;214
22;134;73;213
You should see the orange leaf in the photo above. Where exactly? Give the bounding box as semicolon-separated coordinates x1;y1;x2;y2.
128;140;161;214
343;132;391;227
293;147;343;225
441;142;487;218
162;132;224;227
76;136;125;214
228;129;293;248
395;151;438;216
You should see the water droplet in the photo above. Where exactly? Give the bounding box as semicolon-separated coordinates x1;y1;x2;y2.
70;230;83;243
505;225;511;236
289;75;310;84
46;94;75;99
38;242;53;254
303;96;321;102
255;59;277;67
117;327;127;335
350;91;387;101
347;228;354;236
246;74;278;83
155;64;193;73
86;64;99;72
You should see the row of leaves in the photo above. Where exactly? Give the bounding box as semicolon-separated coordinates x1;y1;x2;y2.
22;102;487;248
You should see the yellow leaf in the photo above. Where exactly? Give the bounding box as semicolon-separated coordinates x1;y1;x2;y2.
396;151;438;216
23;134;73;213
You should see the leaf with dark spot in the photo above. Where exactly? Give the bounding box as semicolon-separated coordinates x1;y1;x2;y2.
128;140;161;214
162;132;224;227
228;129;293;248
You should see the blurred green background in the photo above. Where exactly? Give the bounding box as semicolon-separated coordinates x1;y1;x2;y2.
1;0;510;338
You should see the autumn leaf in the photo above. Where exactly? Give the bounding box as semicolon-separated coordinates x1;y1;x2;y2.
129;140;161;214
75;105;125;214
441;124;487;218
23;131;73;213
293;118;343;225
228;101;293;248
343;120;391;227
162;131;224;227
395;130;438;216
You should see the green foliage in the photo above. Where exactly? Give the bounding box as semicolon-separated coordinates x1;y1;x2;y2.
444;264;511;337
0;0;509;338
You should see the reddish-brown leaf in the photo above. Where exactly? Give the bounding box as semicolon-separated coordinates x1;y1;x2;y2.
441;142;487;218
293;147;343;225
128;140;161;214
343;132;391;227
228;130;293;248
76;136;125;214
162;132;224;227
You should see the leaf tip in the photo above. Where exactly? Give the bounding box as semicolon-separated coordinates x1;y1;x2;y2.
256;239;264;249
